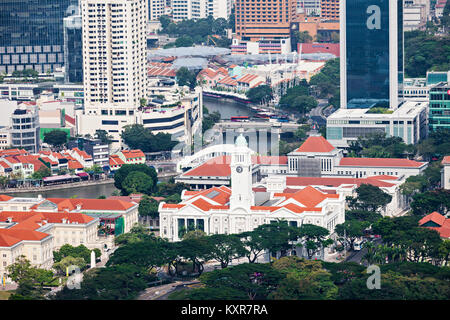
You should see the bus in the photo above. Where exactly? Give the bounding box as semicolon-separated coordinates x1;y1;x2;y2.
353;239;366;251
230;116;249;122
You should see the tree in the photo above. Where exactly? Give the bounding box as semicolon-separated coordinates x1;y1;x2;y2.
297;224;333;259
43;130;68;149
335;220;368;250
7;256;55;300
107;238;173;272
208;234;247;268
202;111;221;133
53;256;87;274
198;263;283;300
175;35;194;47
122;171;153;195
114;224;154;246
348;184;392;212
175;236;213;275
53;264;152;300
176;67;198;90
31;165;51;180
246;85;273;104
138;195;160;219
121;124;177;152
94;129;113;145
410;189;450;216
113;164;158;194
182;229;207;240
53;244;101;265
269;256;338;300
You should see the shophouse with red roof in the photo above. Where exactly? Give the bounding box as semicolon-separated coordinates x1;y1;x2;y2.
116;149;146;165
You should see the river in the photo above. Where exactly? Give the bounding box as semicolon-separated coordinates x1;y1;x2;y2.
203;95;256;119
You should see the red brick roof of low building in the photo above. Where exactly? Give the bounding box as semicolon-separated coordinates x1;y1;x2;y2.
47;198;136;211
442;156;450;165
121;150;145;159
294;136;336;153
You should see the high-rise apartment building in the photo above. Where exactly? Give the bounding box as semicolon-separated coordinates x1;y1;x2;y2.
340;0;403;109
235;0;297;42
321;0;339;20
171;0;232;21
0;0;79;74
80;0;147;113
149;0;166;20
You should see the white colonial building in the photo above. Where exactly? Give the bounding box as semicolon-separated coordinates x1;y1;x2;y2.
159;135;346;242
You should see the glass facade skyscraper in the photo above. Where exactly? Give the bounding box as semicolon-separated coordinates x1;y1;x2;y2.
64;15;83;83
340;0;404;109
0;0;78;74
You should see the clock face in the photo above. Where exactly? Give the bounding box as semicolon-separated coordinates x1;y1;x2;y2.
236;166;243;173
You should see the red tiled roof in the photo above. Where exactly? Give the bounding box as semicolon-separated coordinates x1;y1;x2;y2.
0;195;13;201
68;160;83;170
237;74;259;84
275;186;339;208
121;150;145;159
298;43;340;57
339;158;425;168
65;114;76;126
184;156;231;177
218;76;238;86
110;154;125;167
47;198;135;211
295;136;335;153
0;160;11;169
442;156;450;165
419;211;446;227
0;210;96;247
0;233;22;247
71;148;92;160
0;149;28;157
147;66;176;77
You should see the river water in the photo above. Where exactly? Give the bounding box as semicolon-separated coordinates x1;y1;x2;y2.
2;97;259;199
203;96;255;119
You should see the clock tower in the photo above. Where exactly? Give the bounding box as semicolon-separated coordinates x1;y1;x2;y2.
230;134;254;210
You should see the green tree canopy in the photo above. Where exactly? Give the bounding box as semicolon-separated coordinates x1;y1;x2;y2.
246;85;273;104
43;130;68;149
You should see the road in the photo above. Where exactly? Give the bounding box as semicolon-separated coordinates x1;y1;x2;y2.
345;238;383;265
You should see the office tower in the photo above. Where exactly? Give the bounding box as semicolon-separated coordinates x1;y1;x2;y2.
321;0;340;20
80;0;148;113
235;0;297;42
429;83;450;132
0;0;79;74
340;0;403;109
64;15;83;83
11;105;40;154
